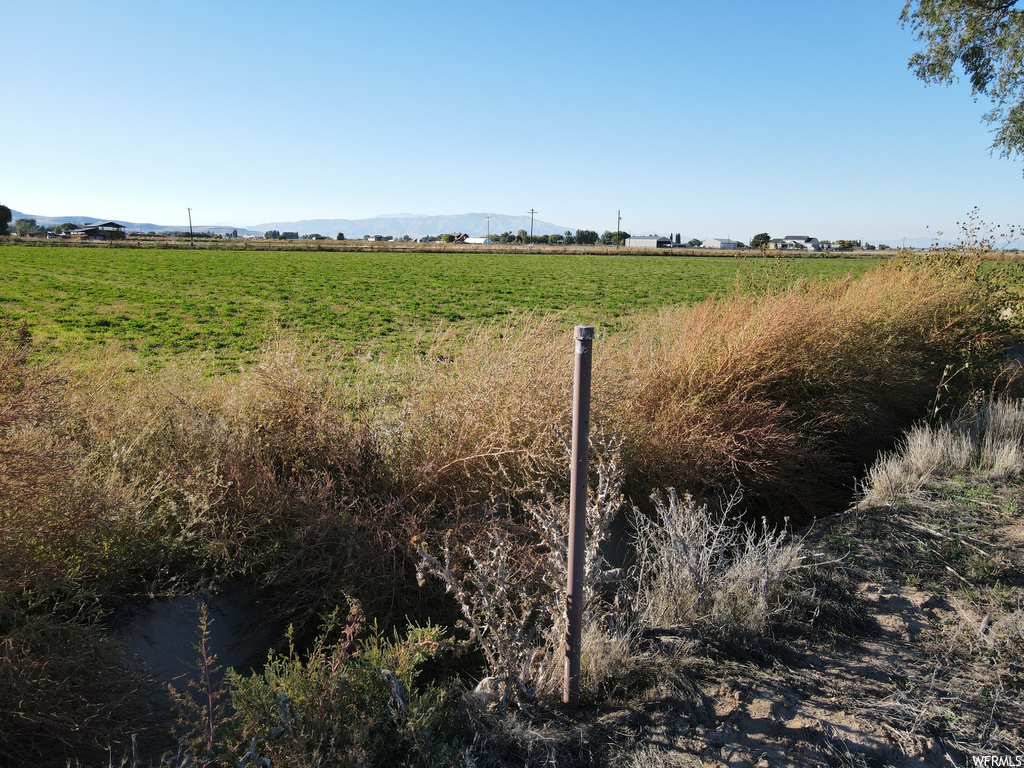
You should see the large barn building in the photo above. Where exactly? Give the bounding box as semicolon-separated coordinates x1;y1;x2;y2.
69;222;127;241
625;235;672;249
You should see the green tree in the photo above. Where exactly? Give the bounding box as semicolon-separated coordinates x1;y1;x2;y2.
750;232;771;249
575;229;599;245
14;218;40;236
687;238;703;247
264;230;280;239
0;204;11;235
902;0;1024;158
336;232;346;240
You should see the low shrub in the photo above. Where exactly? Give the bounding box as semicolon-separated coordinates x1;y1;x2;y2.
225;601;460;768
415;436;636;708
631;489;803;635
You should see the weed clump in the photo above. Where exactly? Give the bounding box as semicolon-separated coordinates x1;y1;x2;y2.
864;397;1024;504
416;437;805;716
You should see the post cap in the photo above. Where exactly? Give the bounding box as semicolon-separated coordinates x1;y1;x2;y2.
574;326;595;341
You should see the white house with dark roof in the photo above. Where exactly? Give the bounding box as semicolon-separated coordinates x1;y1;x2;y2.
704;238;740;250
769;235;820;251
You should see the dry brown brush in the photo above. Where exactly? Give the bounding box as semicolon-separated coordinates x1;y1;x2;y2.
601;259;1000;520
0;332;143;764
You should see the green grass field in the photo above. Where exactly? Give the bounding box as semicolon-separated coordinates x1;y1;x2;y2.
0;245;878;366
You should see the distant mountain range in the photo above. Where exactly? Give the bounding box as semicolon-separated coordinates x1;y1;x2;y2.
8;210;571;240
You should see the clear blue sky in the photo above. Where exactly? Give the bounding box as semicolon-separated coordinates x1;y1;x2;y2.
3;1;1021;245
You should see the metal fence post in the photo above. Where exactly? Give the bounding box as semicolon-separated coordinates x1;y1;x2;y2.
564;325;594;709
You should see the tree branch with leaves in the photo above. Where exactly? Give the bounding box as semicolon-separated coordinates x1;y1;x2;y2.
902;0;1024;159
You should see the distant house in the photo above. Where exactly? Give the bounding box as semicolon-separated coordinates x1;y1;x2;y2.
69;221;127;241
770;235;820;251
625;235;672;249
704;238;740;250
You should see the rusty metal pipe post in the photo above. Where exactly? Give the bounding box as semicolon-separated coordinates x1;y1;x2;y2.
564;325;594;709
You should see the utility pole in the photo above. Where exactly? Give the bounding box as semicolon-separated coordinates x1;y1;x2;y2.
486;215;490;240
187;208;194;249
617;210;622;248
528;208;537;240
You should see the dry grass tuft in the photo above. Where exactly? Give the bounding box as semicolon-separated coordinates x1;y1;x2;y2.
863;398;1024;505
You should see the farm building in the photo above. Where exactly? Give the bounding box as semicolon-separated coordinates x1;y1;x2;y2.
69;222;127;241
625;235;672;249
770;235;820;251
704;238;740;250
464;237;493;244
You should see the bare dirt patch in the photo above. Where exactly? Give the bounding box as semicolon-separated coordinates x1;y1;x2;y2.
466;485;1024;768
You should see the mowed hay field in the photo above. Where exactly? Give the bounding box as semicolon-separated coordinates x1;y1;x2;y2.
0;245;878;366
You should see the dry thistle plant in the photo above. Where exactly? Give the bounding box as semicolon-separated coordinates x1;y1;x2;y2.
523;433;639;697
415;527;553;713
414;434;635;709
